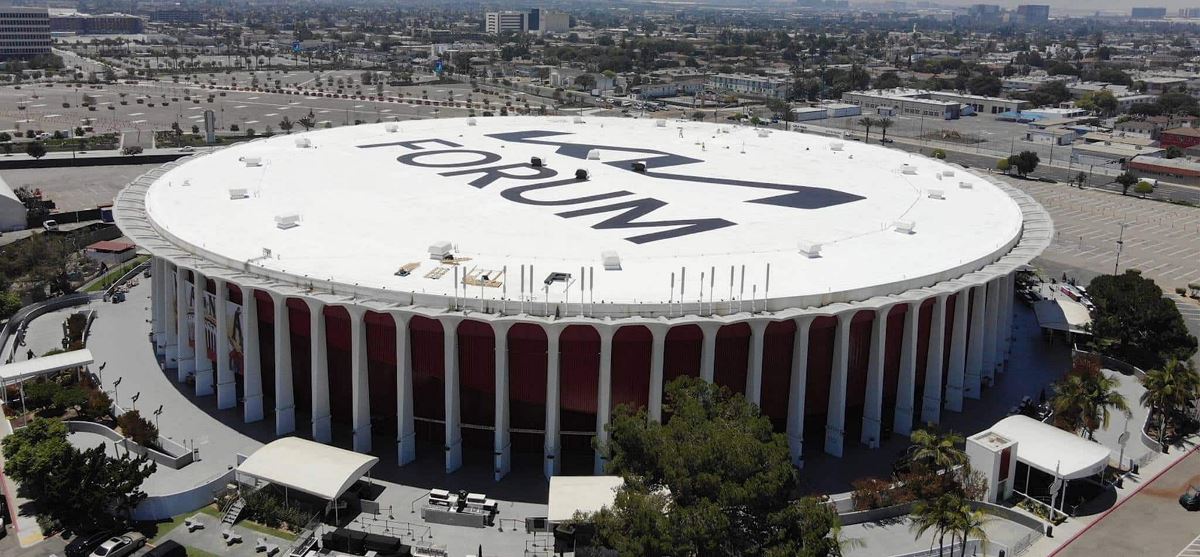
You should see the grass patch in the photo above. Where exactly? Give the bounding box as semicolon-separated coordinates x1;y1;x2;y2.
196;504;296;541
151;514;186;542
182;547;221;557
82;255;149;292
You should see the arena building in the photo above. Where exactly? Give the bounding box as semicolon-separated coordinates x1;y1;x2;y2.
114;117;1052;480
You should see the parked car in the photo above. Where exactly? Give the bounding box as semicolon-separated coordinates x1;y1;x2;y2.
143;540;187;557
1181;485;1200;511
89;532;145;557
66;530;118;557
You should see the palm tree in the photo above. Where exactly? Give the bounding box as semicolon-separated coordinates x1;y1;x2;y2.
1052;358;1133;440
858;116;876;143
877;117;894;143
907;429;968;475
950;502;991;557
1141;359;1200;444
910;493;962;556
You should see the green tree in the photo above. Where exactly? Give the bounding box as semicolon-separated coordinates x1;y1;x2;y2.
1;418;72;500
1115;171;1139;195
25;141;46;160
906;429;968;476
116;409;159;446
1087;270;1198;368
910;493;962;557
1140;359;1200;444
873;71;902;89
1051;355;1133;440
858;116;876;143
996;158;1011;173
1134;181;1154;195
949;501;992;557
279;115;294;134
592;376;847;556
1007;151;1040;177
877;117;894;143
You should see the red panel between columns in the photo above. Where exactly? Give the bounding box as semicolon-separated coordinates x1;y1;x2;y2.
714;323;750;396
410;316;445;444
612;326;651;413
458;320;495;449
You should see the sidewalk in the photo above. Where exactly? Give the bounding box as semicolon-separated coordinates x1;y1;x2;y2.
0;416;45;548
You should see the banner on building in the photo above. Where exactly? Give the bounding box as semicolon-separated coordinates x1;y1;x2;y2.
202;291;217;361
226;299;244;376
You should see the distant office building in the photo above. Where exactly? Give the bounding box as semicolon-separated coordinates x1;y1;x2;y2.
842;88;963;120
707;73;790;100
1131;7;1167;18
527;8;539;32
536;10;570;34
485;11;528;34
151;9;204;25
1180;8;1200;18
51;13;144;34
967;4;1003;22
0;7;50;59
1015;5;1050;24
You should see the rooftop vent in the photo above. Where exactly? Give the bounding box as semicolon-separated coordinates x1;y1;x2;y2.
275;213;300;230
927;189;945;200
428;241;453;260
294;137;312;148
656;120;666;127
900;164;917;175
830;142;844;151
385;123;398;133
798;241;823;259
941;169;955;177
467;117;477;126
530;156;544;167
631;161;647;172
181;179;192;187
586;149;601;160
544;271;572;286
894;220;916;235
242;156;262;167
228;187;248;200
601;250;622;271
959;181;974;189
757;129;769;138
573;116;585;124
575;168;590;180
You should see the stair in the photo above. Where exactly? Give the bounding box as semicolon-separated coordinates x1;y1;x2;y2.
221;498;246;527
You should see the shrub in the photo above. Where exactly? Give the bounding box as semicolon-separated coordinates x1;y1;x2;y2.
1177;287;1188;296
116;410;158;446
1134;181;1154;195
851;477;900;510
79;389;112;421
23;381;62;410
51;386;87;412
932;148;946;159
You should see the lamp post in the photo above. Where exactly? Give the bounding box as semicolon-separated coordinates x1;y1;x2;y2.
113;376;122;408
1114;221;1129;275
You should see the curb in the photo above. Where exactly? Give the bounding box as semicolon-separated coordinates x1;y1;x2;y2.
1047;444;1200;557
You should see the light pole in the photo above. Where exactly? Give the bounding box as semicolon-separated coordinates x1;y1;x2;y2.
113;376;122;408
1114;221;1129;275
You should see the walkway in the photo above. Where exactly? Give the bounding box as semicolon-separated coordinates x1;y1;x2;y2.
844;514;1037;557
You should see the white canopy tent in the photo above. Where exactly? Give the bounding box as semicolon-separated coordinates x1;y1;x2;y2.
0;349;94;383
990;415;1109;480
237;437;379;501
547;476;624;523
1032;299;1092;336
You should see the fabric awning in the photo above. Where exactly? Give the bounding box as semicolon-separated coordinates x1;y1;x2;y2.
989;415;1110;480
0;349;94;383
236;437;379;500
1033;299;1091;334
547;476;624;522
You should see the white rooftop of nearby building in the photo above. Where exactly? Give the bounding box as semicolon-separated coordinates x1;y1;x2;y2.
236;437;378;501
988;416;1110;480
547;476;624;522
144;117;1023;306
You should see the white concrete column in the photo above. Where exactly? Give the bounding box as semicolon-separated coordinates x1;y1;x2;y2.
152;258;167;354
270;292;295;435
163;261;179;367
348;307;371;454
965;284;986;399
544;325;562;479
492;321;512;481
825;311;854;458
982;278;1001;383
1001;272;1014;366
647;325;667;422
945;288;970;412
215;278;237;410
894;301;920;437
193;270;214;397
175;267;194;380
698;322;721;383
746;320;768;406
392;312;416;466
442;316;463;473
921;294;948;425
594;327;615;475
242;286;264;423
861;307;888;448
305;299;331;443
787;316;814;467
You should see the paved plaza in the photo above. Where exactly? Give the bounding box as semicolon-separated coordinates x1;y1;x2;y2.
1;164;163;212
845;513;1038;557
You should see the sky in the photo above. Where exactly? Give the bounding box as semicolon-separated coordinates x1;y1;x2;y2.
935;0;1198;10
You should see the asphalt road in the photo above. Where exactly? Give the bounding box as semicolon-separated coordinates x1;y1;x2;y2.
1054;447;1200;557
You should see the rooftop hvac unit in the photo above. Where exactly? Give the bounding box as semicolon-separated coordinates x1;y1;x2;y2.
631;161;647;172
586;149;601;160
385;123;398;133
242;156;262;167
275;213;300;230
294;137;312;148
181;179;192;187
927;189;945;200
544;271;572;285
941;169;955;177
798;241;822;258
830;142;844;151
467;117;477;126
428;241;453;260
894;220;916;235
900;164;917;175
573;116;585;124
228;187;248;200
530;156;544;167
575;168;590;180
757;129;769;138
959;181;974;189
656;120;666;127
601;250;621;271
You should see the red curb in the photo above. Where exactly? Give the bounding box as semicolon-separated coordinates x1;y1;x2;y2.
1048;444;1200;557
